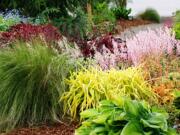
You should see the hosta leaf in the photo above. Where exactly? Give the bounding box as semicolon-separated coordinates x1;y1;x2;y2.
80;109;99;119
75;125;96;135
99;100;115;108
92;113;111;124
121;121;143;135
141;113;168;131
124;99;141;118
166;128;178;135
90;126;107;134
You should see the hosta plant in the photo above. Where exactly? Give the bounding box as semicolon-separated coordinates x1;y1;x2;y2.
0;41;76;132
76;98;177;135
61;67;157;119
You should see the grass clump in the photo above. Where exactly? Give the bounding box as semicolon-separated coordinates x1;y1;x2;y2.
0;41;76;132
61;67;158;119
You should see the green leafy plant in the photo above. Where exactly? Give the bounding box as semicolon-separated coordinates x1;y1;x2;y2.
93;2;116;24
174;91;180;110
138;8;160;23
76;98;177;135
174;10;180;23
173;23;180;40
54;7;90;40
112;7;131;20
61;67;158;119
0;15;20;31
29;7;60;25
0;0;87;18
0;40;76;132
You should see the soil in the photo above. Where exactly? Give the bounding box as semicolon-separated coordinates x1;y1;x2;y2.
5;122;78;135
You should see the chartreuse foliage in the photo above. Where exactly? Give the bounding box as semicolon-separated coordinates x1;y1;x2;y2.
0;41;76;132
75;98;177;135
61;67;158;119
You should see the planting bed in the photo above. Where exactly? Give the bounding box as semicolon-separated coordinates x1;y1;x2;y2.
0;5;180;135
7;123;77;135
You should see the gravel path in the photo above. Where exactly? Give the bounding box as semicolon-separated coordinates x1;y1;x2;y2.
117;23;164;40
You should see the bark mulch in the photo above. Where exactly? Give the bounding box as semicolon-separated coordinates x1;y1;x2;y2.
5;122;78;135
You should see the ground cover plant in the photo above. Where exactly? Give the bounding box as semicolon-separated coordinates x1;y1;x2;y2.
76;98;177;135
61;67;158;119
0;40;77;132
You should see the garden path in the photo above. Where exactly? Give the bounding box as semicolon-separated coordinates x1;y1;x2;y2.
117;23;164;40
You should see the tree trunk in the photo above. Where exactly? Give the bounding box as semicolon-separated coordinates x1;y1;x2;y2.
118;0;127;7
122;0;127;7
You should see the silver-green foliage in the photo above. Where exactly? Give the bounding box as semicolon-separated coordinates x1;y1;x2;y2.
0;41;76;132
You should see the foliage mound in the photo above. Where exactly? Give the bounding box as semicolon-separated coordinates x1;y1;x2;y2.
76;98;177;135
61;67;157;119
93;2;116;24
112;7;131;20
0;23;61;47
138;8;160;23
0;15;20;31
0;41;76;132
56;7;89;40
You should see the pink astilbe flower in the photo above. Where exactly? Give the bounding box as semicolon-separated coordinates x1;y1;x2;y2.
126;27;178;65
94;37;128;69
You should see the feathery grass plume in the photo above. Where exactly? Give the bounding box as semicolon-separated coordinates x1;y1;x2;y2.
0;40;76;132
61;67;158;119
